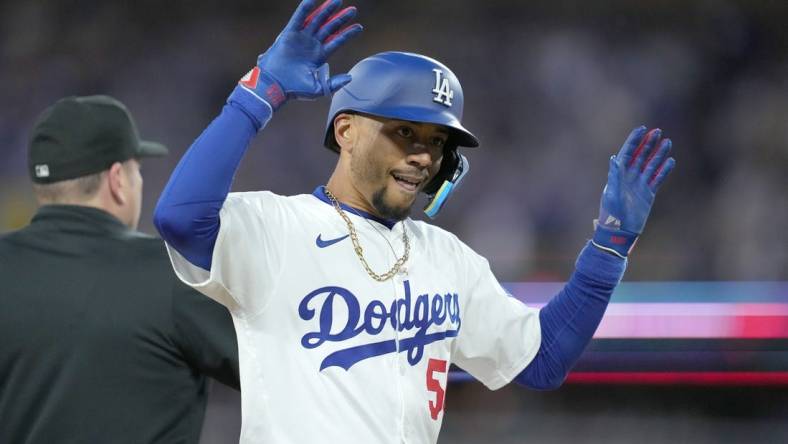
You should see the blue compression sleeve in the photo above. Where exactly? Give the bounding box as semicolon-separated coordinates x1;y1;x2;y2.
514;242;626;390
153;96;272;270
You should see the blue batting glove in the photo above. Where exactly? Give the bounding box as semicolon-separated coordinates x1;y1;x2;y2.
229;0;363;122
592;126;676;258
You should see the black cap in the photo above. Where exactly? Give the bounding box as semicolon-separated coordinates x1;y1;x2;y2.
28;95;168;184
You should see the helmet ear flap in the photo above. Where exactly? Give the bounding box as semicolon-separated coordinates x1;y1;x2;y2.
423;148;469;219
423;147;458;195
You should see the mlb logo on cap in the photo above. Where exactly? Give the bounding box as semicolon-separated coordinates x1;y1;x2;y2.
34;164;50;178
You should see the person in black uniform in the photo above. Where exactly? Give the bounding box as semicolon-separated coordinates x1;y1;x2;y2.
0;95;240;444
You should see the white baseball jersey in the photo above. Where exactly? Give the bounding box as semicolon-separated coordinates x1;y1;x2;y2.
165;188;541;444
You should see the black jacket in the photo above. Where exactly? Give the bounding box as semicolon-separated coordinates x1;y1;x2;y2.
0;205;239;444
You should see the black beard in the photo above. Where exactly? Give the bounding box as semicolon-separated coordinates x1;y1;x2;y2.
372;187;411;221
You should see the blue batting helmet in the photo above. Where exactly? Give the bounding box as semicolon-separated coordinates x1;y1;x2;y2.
323;51;479;151
324;51;478;218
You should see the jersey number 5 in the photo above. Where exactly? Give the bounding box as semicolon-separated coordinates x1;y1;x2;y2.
426;358;447;420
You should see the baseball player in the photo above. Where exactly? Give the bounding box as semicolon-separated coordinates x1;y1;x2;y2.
154;0;675;443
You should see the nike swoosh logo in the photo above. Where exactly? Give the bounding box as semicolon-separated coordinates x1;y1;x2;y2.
316;234;350;248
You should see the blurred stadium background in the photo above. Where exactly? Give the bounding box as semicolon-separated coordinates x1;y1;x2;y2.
1;0;786;442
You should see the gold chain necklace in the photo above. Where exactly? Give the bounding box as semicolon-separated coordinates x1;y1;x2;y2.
324;188;410;282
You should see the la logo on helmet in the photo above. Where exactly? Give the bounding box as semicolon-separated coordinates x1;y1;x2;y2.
432;69;454;107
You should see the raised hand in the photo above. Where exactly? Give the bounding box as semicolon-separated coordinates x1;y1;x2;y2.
231;0;363;112
592;126;676;258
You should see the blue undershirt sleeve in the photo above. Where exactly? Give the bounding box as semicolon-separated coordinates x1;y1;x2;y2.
153;99;272;271
513;242;626;390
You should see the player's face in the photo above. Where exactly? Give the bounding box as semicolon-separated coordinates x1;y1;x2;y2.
349;114;447;220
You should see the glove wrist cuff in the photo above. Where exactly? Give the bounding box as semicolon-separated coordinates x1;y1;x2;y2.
227;66;288;124
592;225;638;258
227;85;274;130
